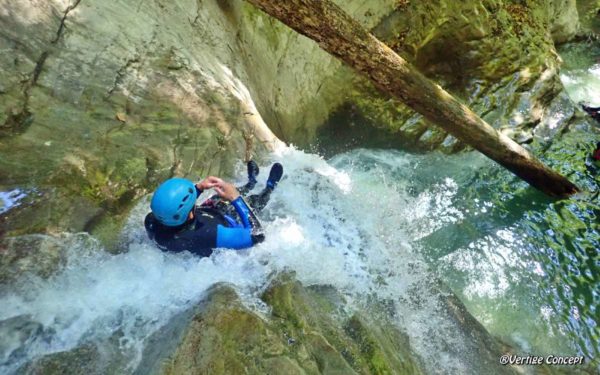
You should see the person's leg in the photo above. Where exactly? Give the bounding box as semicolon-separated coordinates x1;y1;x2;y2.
237;160;259;195
245;189;272;213
215;162;282;218
582;104;600;113
245;163;283;213
202;160;258;214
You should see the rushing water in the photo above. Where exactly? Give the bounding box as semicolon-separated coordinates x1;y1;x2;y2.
1;148;499;374
1;44;599;374
559;41;600;107
2;144;598;374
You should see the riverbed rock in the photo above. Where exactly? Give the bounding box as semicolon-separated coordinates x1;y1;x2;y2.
16;336;133;375
16;344;101;375
134;273;541;375
0;233;100;287
13;273;592;374
0;235;65;286
133;274;425;375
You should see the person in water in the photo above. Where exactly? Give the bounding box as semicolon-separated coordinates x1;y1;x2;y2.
581;104;600;123
144;161;283;257
593;141;600;166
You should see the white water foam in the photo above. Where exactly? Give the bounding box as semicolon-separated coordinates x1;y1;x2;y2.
0;189;28;214
0;147;501;374
560;62;600;106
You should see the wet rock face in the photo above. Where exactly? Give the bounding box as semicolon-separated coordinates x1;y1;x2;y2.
0;235;66;286
138;274;426;375
16;338;133;375
0;0;584;239
0;0;395;242
0;232;101;289
124;274;535;375
577;0;600;36
334;0;582;152
0;0;245;241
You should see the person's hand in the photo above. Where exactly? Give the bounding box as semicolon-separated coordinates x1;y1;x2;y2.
214;181;240;202
196;176;222;191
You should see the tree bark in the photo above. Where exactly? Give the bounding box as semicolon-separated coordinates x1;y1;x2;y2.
244;0;580;198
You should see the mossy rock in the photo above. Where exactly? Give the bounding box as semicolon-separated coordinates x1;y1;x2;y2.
15;274;591;375
16;344;101;375
0;233;102;288
318;0;576;152
577;0;600;36
146;274;425;375
16;333;134;375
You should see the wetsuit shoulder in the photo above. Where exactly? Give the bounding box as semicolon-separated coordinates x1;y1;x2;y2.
144;211;214;256
144;204;258;256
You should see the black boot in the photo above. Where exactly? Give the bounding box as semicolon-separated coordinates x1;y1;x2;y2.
266;163;283;190
247;160;259;187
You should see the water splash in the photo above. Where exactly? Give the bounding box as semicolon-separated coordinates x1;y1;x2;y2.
559;42;600;106
0;147;499;374
0;189;28;214
1;144;598;373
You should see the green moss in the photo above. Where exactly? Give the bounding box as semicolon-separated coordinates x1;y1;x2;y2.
160;274;426;374
0;80;242;247
325;0;562;152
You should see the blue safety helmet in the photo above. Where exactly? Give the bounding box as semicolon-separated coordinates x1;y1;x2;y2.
150;178;197;226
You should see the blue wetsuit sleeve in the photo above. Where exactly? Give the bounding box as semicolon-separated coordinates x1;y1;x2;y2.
216;225;253;249
230;196;252;229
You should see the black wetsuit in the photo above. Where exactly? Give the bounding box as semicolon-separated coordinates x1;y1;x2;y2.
582;105;600;123
144;184;272;257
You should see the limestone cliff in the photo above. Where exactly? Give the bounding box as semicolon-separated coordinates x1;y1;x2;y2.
0;0;393;242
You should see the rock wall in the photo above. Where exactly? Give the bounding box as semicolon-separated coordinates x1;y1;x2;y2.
327;0;582;152
577;0;600;35
0;0;393;243
0;0;585;240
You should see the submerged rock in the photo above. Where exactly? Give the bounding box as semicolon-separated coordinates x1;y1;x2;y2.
16;336;133;375
0;316;43;369
0;233;102;287
17;344;101;375
0;235;65;286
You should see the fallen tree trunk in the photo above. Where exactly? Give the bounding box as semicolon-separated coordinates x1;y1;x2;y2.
244;0;580;198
